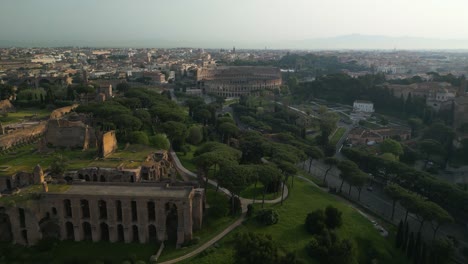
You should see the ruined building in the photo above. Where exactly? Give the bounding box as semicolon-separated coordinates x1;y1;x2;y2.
0;151;204;247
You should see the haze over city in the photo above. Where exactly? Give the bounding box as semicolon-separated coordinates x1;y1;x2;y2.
2;0;468;49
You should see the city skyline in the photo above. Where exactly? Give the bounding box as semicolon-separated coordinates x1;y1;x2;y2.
1;0;468;49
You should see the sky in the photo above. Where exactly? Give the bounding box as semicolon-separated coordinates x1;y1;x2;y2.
1;0;468;48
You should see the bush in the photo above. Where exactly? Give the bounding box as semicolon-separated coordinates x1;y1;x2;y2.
256;208;279;225
325;205;342;229
305;209;326;235
247;204;254;217
128;131;149;145
149;134;170;150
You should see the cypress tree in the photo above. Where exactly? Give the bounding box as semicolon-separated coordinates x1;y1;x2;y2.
420;242;427;264
413;232;422;264
406;232;415;258
395;220;404;249
403;221;410;251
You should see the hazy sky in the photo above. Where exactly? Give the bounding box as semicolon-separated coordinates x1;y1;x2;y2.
1;0;468;46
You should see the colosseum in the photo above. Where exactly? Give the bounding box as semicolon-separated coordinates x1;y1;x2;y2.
196;66;282;97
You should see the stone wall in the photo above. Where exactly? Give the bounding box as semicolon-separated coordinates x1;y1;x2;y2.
44;119;96;149
100;131;117;157
0;99;15;113
0;122;46;150
49;104;78;120
0;184;204;246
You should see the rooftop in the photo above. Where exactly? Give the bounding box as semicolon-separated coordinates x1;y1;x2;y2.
54;184;192;198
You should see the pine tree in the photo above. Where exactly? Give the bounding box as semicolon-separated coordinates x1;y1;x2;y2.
406;232;415;258
395;220;404;249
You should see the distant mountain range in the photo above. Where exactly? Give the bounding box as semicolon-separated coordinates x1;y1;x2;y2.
1;34;468;50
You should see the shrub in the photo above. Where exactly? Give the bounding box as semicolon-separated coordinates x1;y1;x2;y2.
305;209;326;235
256;208;279;225
325;205;342;229
247;204;254;217
128;131;149;145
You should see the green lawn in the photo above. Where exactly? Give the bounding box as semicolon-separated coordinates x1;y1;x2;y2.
240;182;280;201
176;145;197;173
0;144;158;177
0;108;51;124
330;127;346;145
0;184;70;205
182;178;409;264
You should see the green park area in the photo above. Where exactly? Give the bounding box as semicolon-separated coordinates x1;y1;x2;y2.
0;108;51;124
182;178;408;264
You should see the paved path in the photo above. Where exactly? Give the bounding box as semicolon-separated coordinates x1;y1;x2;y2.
159;151;289;263
158;214;246;264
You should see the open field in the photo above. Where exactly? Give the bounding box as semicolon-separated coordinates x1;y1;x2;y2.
0;108;51;124
0;144;158;177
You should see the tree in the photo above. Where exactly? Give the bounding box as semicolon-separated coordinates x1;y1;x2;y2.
349;171;370;201
414;232;422;264
428;202;453;240
218;165;252;215
218;122;239;144
256;165;282;207
187;125;203;145
395;220;404;249
318;111;339;145
323;157;339;184
384;183;407;221
324;206;342;229
305;209;326;235
256;209;279;225
149;134;170;150
406;232;414;258
234;232;280;264
50;154;68;176
161;121;187;151
380;139;403;158
305;146;324;173
327;239;356;264
430;238;455;264
277;161;297;205
116;82;130;93
337;160;359;192
128;131;149;145
418;139;444;169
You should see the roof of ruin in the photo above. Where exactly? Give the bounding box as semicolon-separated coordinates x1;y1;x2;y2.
56;184;192;198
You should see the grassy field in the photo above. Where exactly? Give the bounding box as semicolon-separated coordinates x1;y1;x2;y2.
329;127;346;145
182;178;409;264
0;144;158;177
240;182;280;200
176;145;197;173
0;184;70;205
0;108;51;124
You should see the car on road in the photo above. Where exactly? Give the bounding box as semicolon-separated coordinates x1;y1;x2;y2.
367;186;373;191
